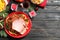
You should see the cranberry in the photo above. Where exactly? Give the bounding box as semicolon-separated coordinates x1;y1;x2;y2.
35;7;39;11
15;0;24;2
0;16;3;20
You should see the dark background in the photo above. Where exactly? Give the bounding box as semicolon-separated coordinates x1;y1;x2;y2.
1;0;60;40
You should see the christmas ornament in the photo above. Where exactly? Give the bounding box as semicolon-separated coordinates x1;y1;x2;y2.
0;6;9;37
29;10;37;18
38;0;47;8
11;3;18;11
15;0;24;2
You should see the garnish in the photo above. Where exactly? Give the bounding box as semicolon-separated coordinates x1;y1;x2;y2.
25;19;28;22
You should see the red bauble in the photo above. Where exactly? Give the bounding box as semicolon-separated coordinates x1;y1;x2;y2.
15;0;24;2
11;4;18;11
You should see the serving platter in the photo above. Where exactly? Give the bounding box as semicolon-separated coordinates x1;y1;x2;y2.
4;12;32;38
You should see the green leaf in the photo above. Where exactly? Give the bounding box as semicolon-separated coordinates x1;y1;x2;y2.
0;6;9;37
27;4;35;12
3;13;8;18
0;23;3;28
0;31;2;36
1;21;4;25
1;6;10;13
0;6;9;18
3;31;7;37
0;13;4;16
0;31;4;37
0;30;7;37
0;20;3;22
6;23;9;30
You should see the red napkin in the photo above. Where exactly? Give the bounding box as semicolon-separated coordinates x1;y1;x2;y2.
38;0;47;8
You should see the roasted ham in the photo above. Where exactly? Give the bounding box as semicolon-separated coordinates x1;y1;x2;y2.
12;18;27;34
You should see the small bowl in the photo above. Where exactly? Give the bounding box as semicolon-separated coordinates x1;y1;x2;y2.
4;11;32;38
20;1;30;9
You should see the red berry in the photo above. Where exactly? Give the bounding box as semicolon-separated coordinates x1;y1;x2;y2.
15;0;24;2
11;4;18;11
35;7;38;11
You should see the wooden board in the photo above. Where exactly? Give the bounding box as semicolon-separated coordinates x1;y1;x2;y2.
1;0;60;40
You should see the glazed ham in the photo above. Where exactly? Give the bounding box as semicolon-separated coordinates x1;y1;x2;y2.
12;18;27;34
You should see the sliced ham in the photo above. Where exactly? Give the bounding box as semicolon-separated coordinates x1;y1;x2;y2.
12;18;27;34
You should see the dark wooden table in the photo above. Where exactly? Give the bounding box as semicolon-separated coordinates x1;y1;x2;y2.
1;0;60;40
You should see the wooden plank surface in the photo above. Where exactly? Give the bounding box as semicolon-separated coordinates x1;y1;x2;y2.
1;0;60;40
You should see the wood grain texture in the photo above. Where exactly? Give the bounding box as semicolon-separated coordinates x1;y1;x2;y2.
1;0;60;40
